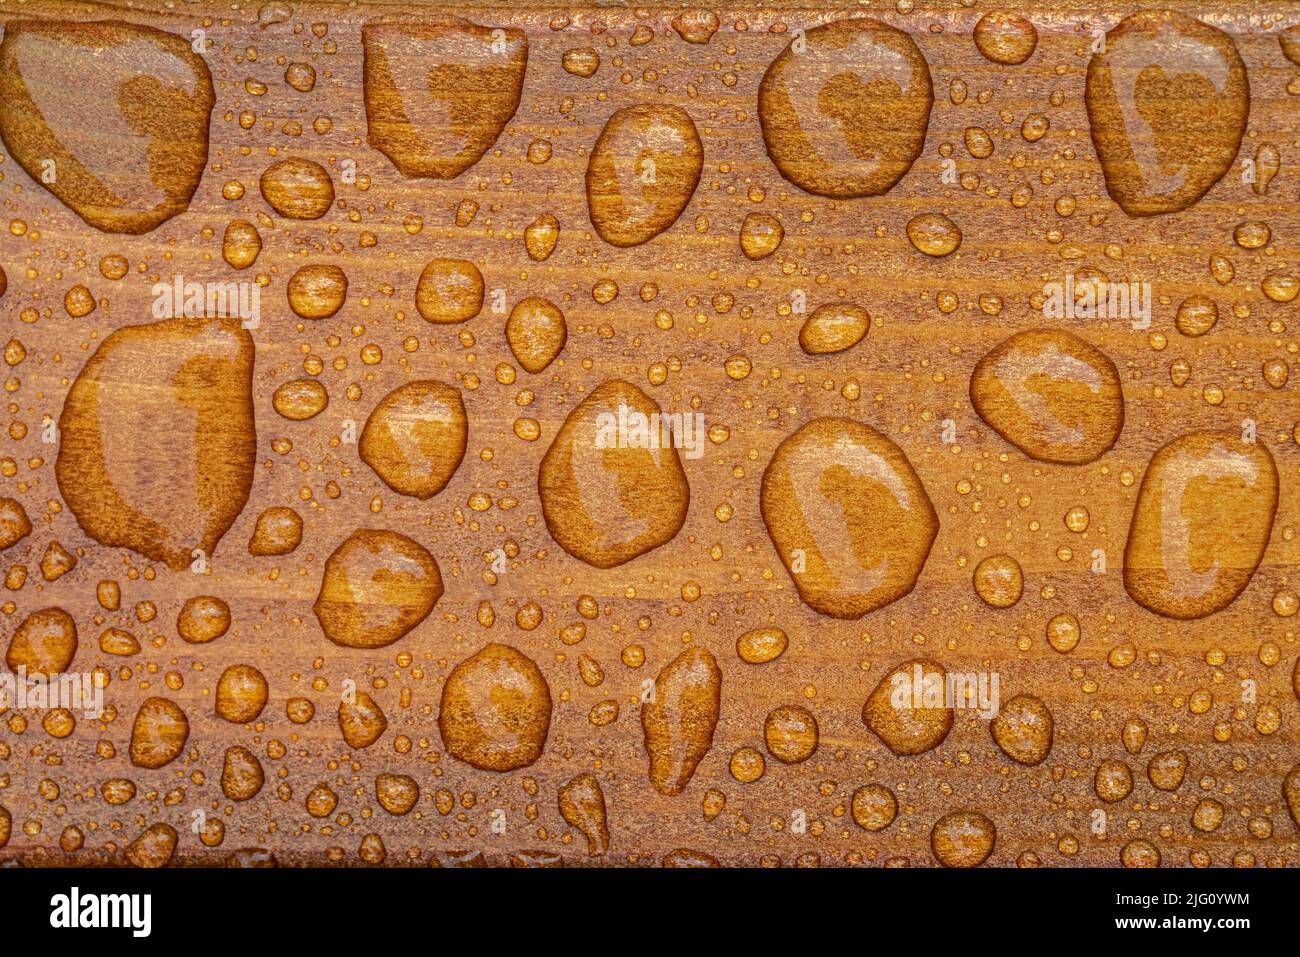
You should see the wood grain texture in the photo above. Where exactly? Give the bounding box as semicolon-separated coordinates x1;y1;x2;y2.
0;0;1297;868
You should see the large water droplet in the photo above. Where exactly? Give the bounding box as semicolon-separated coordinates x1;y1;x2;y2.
970;329;1124;465
863;658;952;755
539;379;690;569
359;380;467;499
56;317;256;571
287;264;348;320
259;157;334;219
642;646;721;795
761;417;936;618
798;302;870;355
1124;431;1277;619
125;823;177;868
0;20;213;233
586;105;702;247
415;258;483;324
439;643;552;771
363;19;527;179
973;12;1038;65
758;19;932;198
506;297;567;373
5;607;77;676
314;529;443;648
989;693;1052;765
0;497;31;551
930;811;996;867
339;690;387;749
557;772;610;855
1086;10;1248;216
129;696;189;769
222;746;264;801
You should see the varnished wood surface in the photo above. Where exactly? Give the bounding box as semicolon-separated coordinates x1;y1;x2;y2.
0;0;1296;867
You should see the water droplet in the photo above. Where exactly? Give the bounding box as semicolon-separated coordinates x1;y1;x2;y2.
415;258;483;324
1253;143;1280;195
587;104;702;247
177;595;230;644
129;697;189;769
990;694;1052;764
671;10;719;45
642;646;721;795
284;62;316;93
99;627;140;656
1121;839;1161;868
506;297;567;373
524;213;559;261
56;317;256;570
1086;10;1248;216
973;554;1024;608
973;12;1038;65
1280;25;1300;66
1124;431;1277;619
375;773;419;814
339;691;387;749
970;329;1124;464
272;378;329;420
1095;759;1133;802
222;746;264;801
1284;766;1300;830
222;220;262;269
739;212;784;260
0;497;31;551
0;20;213;233
314;529;444;648
5;607;76;675
906;212;962;256
359;380;467;499
216;664;268;723
764;704;818;763
558;772;610;855
863;658;952;755
798;302;870;355
259;157;334;219
761;418;937;618
730;746;765;782
759;19;932;198
249;506;303;556
930;811;996;867
851;784;898;831
363;20;527;179
1147;749;1188;791
663;848;719;867
126;823;177;868
539;379;689;568
287;263;348;320
736;626;787;664
1174;296;1218;337
1122;717;1149;754
1046;612;1080;653
1261;272;1298;304
562;47;599;78
439;643;552;771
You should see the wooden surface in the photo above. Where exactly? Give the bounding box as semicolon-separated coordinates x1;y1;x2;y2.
0;0;1297;867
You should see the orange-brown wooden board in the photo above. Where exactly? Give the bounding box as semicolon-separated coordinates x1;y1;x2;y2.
0;0;1296;868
